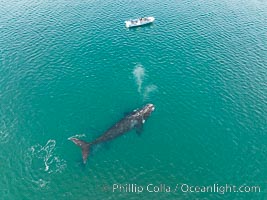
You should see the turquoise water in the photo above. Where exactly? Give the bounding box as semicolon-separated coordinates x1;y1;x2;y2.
0;0;266;199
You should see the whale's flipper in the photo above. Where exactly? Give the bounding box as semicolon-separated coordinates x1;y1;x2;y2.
135;120;144;135
69;138;91;164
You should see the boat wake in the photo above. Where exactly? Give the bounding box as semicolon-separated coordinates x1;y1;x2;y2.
132;64;158;100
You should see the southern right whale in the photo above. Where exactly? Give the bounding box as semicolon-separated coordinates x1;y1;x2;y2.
69;103;155;164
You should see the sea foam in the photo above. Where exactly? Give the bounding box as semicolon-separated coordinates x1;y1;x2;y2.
29;139;66;174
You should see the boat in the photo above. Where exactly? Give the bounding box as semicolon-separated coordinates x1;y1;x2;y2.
125;17;155;28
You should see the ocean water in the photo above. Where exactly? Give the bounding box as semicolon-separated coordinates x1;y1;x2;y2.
0;0;266;199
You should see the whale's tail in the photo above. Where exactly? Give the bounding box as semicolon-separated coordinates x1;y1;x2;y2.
69;138;91;164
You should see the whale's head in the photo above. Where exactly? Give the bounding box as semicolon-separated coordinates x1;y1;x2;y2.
141;103;155;120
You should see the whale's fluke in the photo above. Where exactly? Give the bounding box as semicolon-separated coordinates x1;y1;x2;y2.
69;138;91;164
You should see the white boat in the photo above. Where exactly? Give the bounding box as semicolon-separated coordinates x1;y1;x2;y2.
125;17;155;28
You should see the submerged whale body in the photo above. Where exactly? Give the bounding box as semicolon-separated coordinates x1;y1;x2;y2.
69;103;155;164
